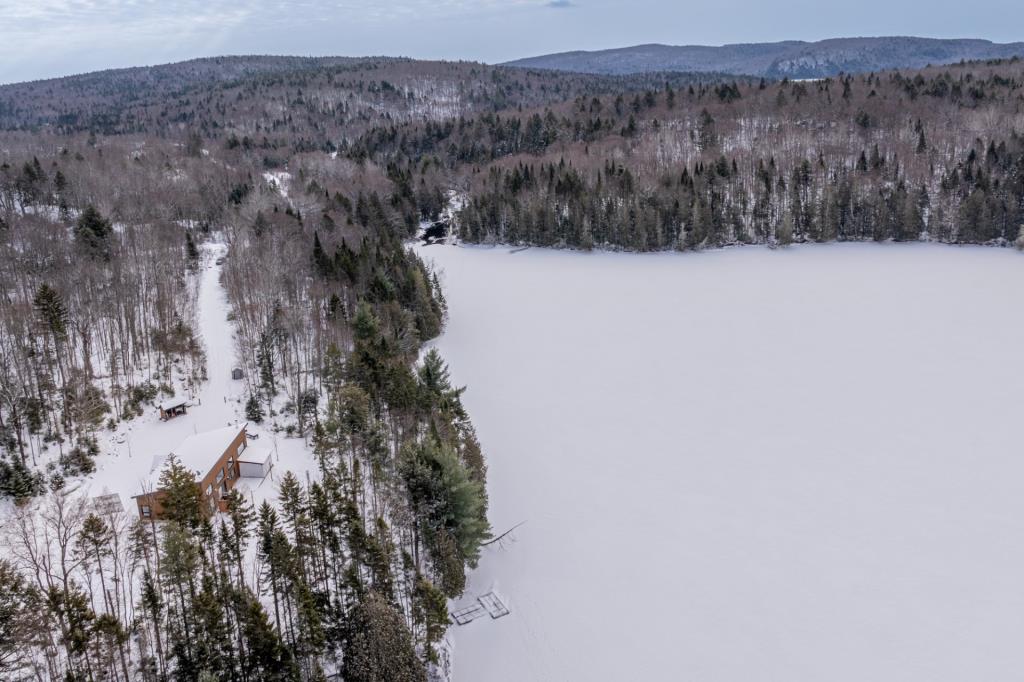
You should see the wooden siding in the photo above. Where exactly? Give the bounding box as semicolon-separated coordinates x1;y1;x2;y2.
135;428;248;518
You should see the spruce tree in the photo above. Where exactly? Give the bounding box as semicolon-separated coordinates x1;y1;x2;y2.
342;592;426;682
400;440;490;576
245;395;265;423
75;204;112;258
185;231;200;270
223;489;255;587
237;587;295;680
157;455;204;529
192;576;234;680
139;569;166;674
412;576;449;663
33;284;68;339
0;560;42;675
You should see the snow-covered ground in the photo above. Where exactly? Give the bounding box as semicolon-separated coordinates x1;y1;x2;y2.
85;243;314;514
263;171;292;200
415;242;1024;682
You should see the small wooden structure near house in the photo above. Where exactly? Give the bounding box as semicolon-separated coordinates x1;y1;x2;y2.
237;448;273;478
158;397;188;421
231;368;244;380
92;494;125;516
134;423;273;519
452;591;510;625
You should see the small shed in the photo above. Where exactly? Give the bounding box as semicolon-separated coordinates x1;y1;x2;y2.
231;367;244;380
237;447;273;479
159;397;188;421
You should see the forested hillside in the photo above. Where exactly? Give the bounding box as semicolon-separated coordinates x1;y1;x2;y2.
0;53;1022;681
0;59;545;681
357;60;1024;250
0;56;730;136
505;37;1024;78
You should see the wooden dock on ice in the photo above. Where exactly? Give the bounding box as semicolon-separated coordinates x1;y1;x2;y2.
452;591;510;625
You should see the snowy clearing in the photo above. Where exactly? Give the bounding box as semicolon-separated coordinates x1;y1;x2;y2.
84;243;315;519
415;242;1024;682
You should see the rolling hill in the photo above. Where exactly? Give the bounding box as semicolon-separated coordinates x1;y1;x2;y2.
504;37;1024;78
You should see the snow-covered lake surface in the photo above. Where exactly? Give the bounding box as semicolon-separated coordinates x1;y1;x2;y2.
415;242;1024;682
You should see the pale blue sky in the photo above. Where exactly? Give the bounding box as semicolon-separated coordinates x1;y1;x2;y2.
2;0;1022;84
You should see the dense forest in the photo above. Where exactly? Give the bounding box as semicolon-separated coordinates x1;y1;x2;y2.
0;138;487;681
0;58;526;681
345;60;1024;249
0;54;1022;681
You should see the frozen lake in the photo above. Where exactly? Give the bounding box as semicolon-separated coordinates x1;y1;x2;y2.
416;242;1024;682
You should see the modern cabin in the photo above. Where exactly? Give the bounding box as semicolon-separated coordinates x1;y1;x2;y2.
134;423;273;519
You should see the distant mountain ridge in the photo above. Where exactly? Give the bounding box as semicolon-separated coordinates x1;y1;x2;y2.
504;37;1024;78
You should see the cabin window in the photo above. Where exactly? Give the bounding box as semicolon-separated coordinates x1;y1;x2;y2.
141;505;152;518
205;484;213;496
227;459;234;478
220;481;229;498
216;467;224;483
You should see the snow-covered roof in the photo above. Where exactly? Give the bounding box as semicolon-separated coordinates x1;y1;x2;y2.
238;445;272;465
159;396;188;411
144;423;247;489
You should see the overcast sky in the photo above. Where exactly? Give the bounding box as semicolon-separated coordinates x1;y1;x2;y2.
2;0;1022;84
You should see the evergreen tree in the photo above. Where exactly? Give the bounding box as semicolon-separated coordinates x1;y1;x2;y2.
139;569;166;676
412;576;449;663
342;592;426;682
400;439;490;587
185;231;200;270
192;576;234;680
0;456;45;502
77;513;113;617
33;283;69;339
246;394;265;423
257;502;287;635
312;231;332;277
75;204;112;259
223;489;256;587
776;211;794;246
258;332;277;408
0;560;43;675
696;109;716;151
237;587;295;680
157;455;204;529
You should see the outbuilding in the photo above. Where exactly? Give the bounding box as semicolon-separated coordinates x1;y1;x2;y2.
237;446;273;478
158;397;188;421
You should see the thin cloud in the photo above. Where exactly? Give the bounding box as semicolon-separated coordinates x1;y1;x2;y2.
545;0;576;7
